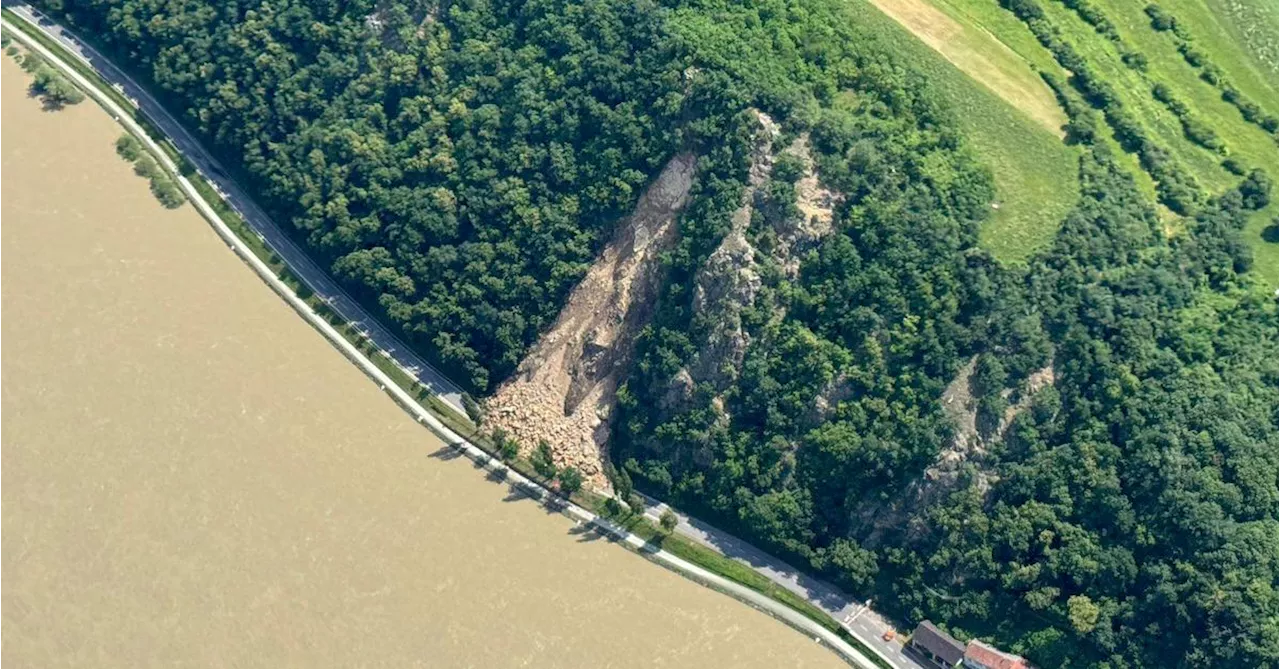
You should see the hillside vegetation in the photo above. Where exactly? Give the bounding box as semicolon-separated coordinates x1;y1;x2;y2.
42;0;1278;667
904;0;1278;287
857;0;1080;261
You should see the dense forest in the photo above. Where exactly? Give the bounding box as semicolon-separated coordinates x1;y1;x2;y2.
41;0;1277;666
48;0;695;390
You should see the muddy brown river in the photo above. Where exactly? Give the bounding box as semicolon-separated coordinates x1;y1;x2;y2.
0;57;842;667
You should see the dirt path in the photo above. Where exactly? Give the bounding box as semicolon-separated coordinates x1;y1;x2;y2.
487;154;697;489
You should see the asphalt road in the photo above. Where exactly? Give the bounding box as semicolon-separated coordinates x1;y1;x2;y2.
640;495;920;668
4;6;928;667
3;0;469;416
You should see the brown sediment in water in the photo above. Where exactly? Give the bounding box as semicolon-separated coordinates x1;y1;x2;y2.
0;57;842;668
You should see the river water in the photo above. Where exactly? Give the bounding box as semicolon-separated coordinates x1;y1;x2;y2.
0;56;842;667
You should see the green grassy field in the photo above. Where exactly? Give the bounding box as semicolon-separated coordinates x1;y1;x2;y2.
887;0;1277;288
1200;0;1279;79
1046;2;1234;183
854;0;1081;263
1092;0;1278;288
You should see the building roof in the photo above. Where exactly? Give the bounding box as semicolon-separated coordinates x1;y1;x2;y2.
911;621;966;665
964;639;1030;669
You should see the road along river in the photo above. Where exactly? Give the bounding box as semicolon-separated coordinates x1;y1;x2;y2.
1;7;918;666
0;56;846;668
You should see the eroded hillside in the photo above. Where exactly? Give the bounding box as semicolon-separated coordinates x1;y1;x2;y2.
487;154;697;489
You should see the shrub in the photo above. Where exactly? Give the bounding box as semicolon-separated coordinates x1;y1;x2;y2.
149;177;185;208
461;392;483;426
557;467;584;495
1121;51;1148;71
531;440;557;479
133;155;160;178
1176;42;1206;67
1262;221;1279;244
1239;169;1273;210
116;134;142;161
1145;4;1176;30
602;497;623;517
27;62;84;107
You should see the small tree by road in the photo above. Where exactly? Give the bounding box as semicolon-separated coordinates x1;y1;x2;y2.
116;134;142;161
659;509;679;535
626;493;646;516
461;392;484;428
492;427;519;462
557;467;583;496
19;53;84;109
531;440;557;479
150;178;184;208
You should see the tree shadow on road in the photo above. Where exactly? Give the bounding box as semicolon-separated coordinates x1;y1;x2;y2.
427;444;463;461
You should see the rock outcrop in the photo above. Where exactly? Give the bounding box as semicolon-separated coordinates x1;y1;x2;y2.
676;111;779;403
774;134;840;278
856;360;1057;547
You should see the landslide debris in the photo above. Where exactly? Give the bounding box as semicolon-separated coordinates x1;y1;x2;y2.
486;154;697;490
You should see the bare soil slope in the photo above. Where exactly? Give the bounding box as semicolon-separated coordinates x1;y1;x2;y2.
487;154;697;489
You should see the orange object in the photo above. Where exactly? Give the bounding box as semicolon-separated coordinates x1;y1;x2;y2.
882;630;896;642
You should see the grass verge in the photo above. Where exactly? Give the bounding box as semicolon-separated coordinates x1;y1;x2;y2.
591;505;894;669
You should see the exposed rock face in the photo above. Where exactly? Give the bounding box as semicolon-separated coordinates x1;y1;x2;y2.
856;360;1056;547
805;371;855;428
774;135;841;279
486;153;697;490
941;356;982;461
681;111;779;398
668;114;843;417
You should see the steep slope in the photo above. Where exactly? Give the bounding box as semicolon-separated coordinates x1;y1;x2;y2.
848;0;1081;262
487;154;697;488
865;0;1065;134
